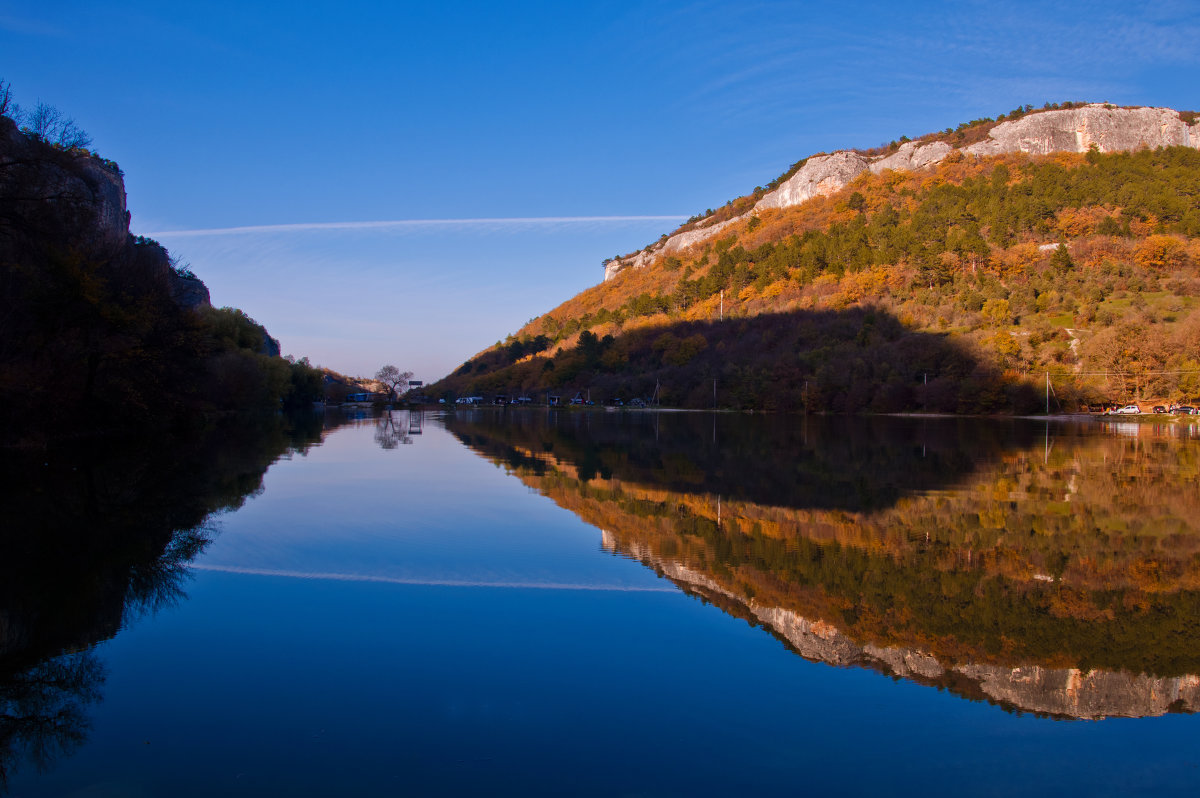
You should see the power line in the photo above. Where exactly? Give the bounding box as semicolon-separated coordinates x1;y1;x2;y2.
1043;370;1200;378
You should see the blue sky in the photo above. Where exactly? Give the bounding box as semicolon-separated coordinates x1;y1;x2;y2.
3;0;1198;379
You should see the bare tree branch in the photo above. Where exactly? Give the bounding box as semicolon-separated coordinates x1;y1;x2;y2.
375;365;414;400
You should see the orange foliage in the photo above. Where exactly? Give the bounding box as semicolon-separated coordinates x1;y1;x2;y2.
1134;235;1188;270
1055;206;1111;238
998;243;1042;276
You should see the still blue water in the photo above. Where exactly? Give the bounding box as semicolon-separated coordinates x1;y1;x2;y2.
6;411;1200;796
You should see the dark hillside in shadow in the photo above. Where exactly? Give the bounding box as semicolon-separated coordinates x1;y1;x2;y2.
433;306;1041;413
444;411;1041;514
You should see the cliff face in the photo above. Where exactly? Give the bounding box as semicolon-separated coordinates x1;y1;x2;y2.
604;105;1200;280
0;116;209;310
0;116;128;260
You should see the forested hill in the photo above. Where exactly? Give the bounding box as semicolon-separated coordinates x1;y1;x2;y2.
0;93;323;445
431;105;1200;412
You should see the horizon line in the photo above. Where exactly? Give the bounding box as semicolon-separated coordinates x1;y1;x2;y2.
146;215;690;237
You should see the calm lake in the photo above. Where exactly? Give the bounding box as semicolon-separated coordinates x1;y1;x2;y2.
4;410;1200;796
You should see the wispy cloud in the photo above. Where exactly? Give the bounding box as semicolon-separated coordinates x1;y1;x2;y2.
148;215;688;238
190;563;675;592
0;14;68;37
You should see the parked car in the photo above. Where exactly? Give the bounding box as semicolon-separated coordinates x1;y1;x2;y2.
1175;405;1196;415
1113;404;1141;415
1152;406;1167;414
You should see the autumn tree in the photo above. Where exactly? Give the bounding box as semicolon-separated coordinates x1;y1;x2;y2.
1081;321;1169;399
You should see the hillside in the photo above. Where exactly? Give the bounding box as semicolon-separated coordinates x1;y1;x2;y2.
0;95;323;445
430;104;1200;412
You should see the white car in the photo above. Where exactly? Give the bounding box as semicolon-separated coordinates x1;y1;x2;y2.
1113;404;1141;415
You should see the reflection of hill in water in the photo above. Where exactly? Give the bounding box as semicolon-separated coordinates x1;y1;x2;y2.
0;414;329;785
619;535;1200;721
447;410;1200;719
446;410;1035;512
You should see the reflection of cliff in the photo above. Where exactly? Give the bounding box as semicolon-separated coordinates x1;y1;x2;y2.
616;534;1199;720
448;411;1200;717
0;413;329;785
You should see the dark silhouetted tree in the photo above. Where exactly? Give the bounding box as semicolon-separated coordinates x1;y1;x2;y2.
375;365;414;399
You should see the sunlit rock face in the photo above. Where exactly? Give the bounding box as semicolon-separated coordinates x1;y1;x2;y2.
603;214;744;281
868;140;954;173
962;105;1200;157
754;151;871;211
603;105;1200;280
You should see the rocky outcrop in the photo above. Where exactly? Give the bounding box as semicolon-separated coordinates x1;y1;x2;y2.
0;116;128;262
868;139;954;173
168;272;212;310
0;115;210;310
755;151;871;211
260;330;281;358
962;105;1199;158
610;535;1200;719
604;215;743;281
603;105;1200;280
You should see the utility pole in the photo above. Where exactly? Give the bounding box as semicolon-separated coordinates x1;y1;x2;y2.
1046;371;1050;415
720;290;724;321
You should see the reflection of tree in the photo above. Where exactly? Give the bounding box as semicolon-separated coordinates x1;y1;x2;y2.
0;652;103;788
0;412;336;784
124;524;214;621
375;412;413;449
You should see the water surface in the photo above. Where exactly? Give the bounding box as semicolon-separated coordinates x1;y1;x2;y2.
4;410;1200;795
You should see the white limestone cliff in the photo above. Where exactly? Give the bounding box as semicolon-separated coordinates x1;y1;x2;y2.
603;105;1200;281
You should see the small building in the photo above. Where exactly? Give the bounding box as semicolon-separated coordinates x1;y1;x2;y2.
345;392;385;403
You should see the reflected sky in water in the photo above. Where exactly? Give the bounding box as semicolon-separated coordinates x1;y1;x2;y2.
197;415;668;592
6;410;1200;796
